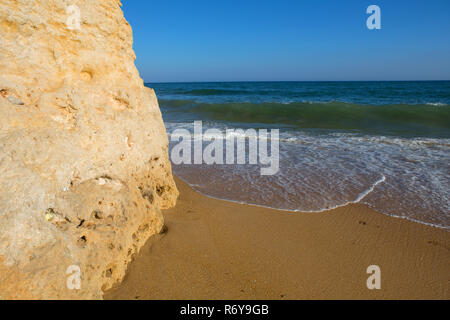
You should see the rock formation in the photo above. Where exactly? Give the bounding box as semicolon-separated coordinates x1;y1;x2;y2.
0;0;178;299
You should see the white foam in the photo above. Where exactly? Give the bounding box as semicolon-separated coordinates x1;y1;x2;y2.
167;121;450;229
354;175;386;203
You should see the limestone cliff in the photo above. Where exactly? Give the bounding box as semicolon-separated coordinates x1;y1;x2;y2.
0;0;178;299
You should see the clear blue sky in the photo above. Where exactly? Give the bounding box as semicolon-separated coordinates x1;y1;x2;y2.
122;0;450;82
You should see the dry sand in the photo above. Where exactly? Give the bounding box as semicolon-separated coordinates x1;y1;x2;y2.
105;177;449;300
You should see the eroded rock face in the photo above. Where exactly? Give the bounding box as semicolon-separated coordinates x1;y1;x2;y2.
0;0;178;299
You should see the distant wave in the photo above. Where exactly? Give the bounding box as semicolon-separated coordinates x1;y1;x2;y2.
171;88;332;97
159;99;196;108
160;99;450;137
174;89;253;96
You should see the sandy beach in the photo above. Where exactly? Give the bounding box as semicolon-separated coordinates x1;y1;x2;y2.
105;176;449;300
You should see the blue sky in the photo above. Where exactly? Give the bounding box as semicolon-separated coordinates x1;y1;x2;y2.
122;0;450;82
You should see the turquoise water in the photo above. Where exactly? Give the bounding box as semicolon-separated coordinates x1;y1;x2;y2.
147;81;450;228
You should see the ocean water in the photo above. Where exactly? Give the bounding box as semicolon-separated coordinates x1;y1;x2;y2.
146;81;450;229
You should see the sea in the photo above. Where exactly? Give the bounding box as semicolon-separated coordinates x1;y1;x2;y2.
146;81;450;229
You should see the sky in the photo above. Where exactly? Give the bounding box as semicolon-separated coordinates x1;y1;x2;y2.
122;0;450;83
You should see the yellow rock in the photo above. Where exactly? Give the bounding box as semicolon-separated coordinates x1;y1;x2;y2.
0;0;178;299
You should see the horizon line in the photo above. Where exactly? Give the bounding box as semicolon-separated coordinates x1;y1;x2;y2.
144;79;450;84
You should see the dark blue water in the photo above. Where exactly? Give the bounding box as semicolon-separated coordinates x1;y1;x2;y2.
152;81;450;105
147;81;450;229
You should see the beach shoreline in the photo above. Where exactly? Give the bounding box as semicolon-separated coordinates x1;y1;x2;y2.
105;176;449;300
159;81;450;230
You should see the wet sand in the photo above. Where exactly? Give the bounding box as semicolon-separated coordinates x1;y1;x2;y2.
105;177;449;300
